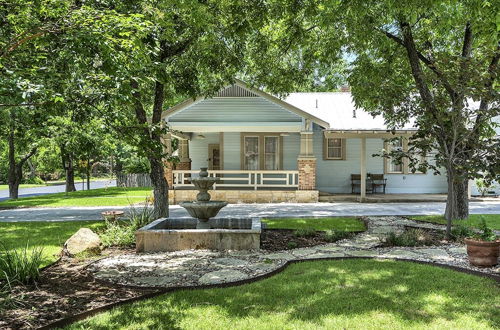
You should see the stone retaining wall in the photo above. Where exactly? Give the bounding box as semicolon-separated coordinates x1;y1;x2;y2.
168;190;319;204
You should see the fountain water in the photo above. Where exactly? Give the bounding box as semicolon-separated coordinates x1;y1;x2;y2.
178;167;228;229
135;168;261;252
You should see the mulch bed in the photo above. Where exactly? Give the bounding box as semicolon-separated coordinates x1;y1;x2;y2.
261;229;347;251
0;248;157;330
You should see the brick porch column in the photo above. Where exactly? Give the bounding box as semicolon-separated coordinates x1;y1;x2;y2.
298;131;316;190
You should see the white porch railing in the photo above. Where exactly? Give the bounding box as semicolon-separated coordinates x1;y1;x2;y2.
172;170;299;190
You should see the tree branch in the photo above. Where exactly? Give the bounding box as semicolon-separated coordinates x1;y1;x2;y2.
461;22;473;58
381;28;457;99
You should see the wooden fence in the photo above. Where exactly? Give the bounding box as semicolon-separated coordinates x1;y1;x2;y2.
116;173;152;187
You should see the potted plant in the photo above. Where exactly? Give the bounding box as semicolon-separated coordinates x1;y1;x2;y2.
464;217;500;267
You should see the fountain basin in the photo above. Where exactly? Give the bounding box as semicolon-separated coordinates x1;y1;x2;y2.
135;217;261;252
178;201;228;221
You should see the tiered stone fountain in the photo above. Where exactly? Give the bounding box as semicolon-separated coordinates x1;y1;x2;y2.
135;168;261;252
178;167;228;229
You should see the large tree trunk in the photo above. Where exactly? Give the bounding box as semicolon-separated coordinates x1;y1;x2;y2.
444;168;469;237
86;156;91;191
130;78;169;219
7;124;21;199
61;146;76;192
149;157;169;219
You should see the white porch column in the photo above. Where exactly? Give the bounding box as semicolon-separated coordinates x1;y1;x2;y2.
360;137;367;202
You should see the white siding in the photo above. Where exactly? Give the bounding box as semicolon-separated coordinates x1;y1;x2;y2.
189;133;219;170
223;132;240;170
283;133;300;170
169;97;302;123
314;131;448;194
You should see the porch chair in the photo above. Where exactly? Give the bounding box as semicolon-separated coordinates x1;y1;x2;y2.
351;174;361;194
370;174;387;194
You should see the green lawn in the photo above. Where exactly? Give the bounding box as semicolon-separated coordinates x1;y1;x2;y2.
410;214;500;230
262;217;366;231
0;187;152;208
0;221;104;266
67;259;499;329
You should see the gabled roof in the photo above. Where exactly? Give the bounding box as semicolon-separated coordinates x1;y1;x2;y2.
161;79;330;129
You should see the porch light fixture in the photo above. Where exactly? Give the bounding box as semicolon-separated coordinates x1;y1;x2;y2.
196;134;206;139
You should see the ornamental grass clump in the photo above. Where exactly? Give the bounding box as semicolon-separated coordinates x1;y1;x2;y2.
324;229;352;242
384;228;435;247
100;199;155;247
0;243;44;287
293;228;317;238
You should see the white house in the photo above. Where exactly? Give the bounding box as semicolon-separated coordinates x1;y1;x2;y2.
161;79;497;203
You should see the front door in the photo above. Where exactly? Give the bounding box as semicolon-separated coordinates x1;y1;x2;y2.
208;144;220;170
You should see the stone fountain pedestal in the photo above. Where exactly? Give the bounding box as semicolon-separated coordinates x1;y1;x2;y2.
135;168;261;252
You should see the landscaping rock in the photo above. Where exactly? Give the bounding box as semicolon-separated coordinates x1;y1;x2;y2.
64;228;101;256
198;269;248;284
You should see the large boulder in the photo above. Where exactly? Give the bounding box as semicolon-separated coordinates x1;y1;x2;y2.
64;228;102;256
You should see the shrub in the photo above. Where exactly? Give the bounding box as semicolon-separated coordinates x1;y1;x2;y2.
287;241;299;249
0;243;44;286
99;199;155;248
128;200;154;229
99;220;136;247
324;230;352;242
451;224;474;240
472;217;498;242
293;228;317;238
22;176;44;185
384;229;435;247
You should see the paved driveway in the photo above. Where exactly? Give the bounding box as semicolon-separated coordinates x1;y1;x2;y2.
0;179;116;201
1;201;499;222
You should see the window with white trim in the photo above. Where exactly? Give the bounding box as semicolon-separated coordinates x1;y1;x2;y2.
386;138;404;173
264;136;279;170
244;136;259;170
324;138;346;160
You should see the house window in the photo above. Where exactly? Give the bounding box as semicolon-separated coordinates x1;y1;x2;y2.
264;136;279;170
244;136;259;170
324;138;346;160
386;138;404;173
241;133;282;170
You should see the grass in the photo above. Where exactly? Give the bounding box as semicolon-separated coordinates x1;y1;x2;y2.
262;217;366;231
67;259;500;329
0;187;152;208
410;214;500;231
0;221;104;266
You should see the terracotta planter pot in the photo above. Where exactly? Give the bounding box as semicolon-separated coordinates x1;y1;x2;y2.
464;238;500;267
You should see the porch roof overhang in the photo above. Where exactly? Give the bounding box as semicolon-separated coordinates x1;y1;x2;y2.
168;121;303;133
324;129;417;139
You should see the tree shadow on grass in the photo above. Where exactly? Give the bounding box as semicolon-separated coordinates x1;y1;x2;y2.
71;259;500;329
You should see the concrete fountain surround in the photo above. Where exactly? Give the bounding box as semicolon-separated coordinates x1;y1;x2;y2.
135;217;261;252
135;167;262;252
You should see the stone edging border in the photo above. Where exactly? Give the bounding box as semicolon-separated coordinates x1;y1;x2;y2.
38;256;499;330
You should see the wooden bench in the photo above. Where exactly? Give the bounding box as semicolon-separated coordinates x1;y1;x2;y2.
370;174;387;194
351;174;373;194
